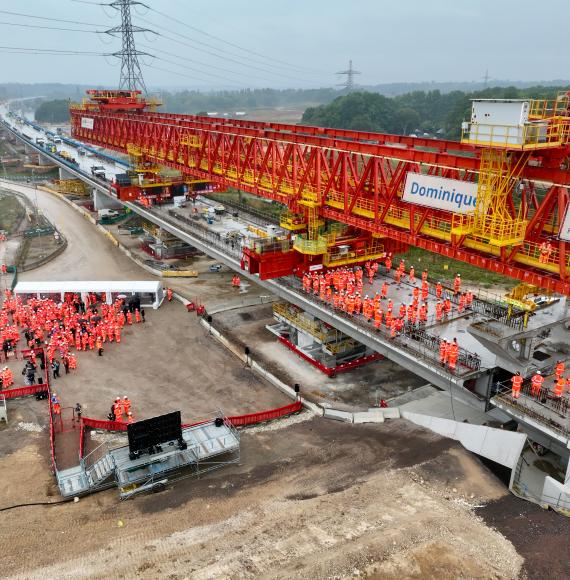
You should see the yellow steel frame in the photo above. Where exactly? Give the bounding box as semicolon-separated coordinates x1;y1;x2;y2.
53;179;88;195
273;302;358;354
451;149;528;246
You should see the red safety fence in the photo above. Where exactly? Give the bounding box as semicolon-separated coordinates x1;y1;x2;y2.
1;383;49;399
82;416;128;432
78;422;86;459
226;400;303;427
78;399;304;454
0;346;45;364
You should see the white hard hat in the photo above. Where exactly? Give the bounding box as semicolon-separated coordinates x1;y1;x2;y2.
536;371;541;375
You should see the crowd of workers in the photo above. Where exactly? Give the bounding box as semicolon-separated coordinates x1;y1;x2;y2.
511;360;570;400
301;255;471;371
0;287;143;422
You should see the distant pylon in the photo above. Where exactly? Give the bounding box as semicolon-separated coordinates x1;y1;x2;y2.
336;60;361;92
483;69;490;88
106;0;152;93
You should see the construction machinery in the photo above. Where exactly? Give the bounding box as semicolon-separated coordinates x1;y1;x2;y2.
70;90;570;294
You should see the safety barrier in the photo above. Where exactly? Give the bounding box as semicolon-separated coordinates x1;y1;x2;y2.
79;400;304;444
1;383;49;399
79;422;86;459
225;400;303;427
82;416;128;432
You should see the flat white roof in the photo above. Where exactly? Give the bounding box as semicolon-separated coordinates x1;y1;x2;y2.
14;280;162;294
470;98;527;102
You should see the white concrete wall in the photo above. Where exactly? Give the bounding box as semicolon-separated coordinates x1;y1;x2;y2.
542;476;570;512
403;411;527;469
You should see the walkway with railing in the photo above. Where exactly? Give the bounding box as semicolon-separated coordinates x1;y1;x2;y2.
281;277;482;375
492;380;570;438
145;205;482;376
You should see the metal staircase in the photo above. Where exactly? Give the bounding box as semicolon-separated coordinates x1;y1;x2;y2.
86;453;115;487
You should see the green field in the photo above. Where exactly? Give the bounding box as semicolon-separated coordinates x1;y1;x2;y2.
392;246;513;288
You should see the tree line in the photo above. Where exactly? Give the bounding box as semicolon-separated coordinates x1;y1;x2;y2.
302;85;570;139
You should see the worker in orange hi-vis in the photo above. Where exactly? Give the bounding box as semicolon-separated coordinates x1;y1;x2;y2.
114;398;123;422
135;309;141;323
539;240;553;264
439;339;448;366
436;282;443;299
381;281;388;299
398;303;406;319
385;307;393;327
126;310;132;325
421;281;429;301
390;319;397;338
167;287;173;301
553;376;566;398
398;259;405;274
408;266;415;283
530;371;544;397
395;269;402;284
448;339;459;372
354;294;362;315
122;396;131;416
419;303;428;324
435;301;443;322
127;412;135;424
511;372;523;399
458;293;466;313
385;253;392;272
421;269;428;283
115;327;121;343
453;273;461;295
412;286;419;301
555;360;565;380
373;307;383;330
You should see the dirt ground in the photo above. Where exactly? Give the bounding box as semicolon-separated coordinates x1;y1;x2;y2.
2;183;570;579
1;414;528;580
213;304;426;410
45;299;289;423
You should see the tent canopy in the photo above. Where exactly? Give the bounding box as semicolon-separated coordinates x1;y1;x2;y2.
15;280;161;295
14;280;164;309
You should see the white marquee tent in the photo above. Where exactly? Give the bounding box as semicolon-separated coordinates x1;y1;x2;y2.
14;280;164;309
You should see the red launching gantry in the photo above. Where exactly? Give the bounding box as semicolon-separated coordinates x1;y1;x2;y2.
71;91;570;293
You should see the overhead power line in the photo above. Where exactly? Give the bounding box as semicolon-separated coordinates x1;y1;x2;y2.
0;20;98;33
137;18;323;85
0;9;103;27
145;5;323;75
146;64;245;89
0;45;108;55
138;43;289;87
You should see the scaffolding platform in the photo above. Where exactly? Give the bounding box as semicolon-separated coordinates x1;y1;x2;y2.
113;419;240;488
57;416;240;498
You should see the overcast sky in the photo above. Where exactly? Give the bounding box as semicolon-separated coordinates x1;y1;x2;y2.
0;0;567;90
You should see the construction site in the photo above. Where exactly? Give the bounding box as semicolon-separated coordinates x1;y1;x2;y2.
2;1;570;579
